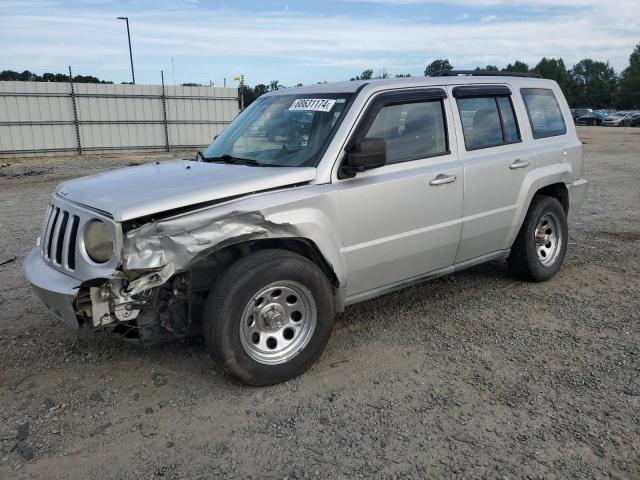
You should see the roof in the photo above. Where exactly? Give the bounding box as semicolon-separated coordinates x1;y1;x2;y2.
266;75;558;97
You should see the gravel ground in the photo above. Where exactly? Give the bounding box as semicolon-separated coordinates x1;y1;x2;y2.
0;127;638;479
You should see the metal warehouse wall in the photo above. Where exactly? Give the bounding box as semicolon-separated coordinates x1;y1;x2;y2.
0;81;240;157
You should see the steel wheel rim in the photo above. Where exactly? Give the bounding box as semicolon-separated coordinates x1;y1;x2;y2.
239;280;317;365
535;212;562;267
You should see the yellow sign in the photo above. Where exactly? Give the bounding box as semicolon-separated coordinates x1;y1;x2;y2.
233;76;241;82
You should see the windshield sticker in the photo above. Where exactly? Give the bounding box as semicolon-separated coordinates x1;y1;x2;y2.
289;98;336;112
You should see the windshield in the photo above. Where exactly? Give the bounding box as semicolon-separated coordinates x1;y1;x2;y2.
203;93;353;167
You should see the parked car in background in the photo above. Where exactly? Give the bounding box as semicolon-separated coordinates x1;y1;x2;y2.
575;110;612;126
622;112;640;127
571;108;592;121
602;112;630;127
575;112;598;126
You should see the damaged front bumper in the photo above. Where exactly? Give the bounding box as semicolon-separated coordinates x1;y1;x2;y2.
23;247;184;342
23;248;82;330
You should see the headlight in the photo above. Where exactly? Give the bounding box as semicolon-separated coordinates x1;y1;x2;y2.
84;220;113;263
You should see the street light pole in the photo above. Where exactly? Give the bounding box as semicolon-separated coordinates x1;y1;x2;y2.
117;16;135;84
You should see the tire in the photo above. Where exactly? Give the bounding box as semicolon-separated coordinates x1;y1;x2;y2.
203;249;335;386
508;195;568;282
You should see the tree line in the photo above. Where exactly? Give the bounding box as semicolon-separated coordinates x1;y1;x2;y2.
243;42;639;110
2;42;638;109
421;46;639;110
0;70;113;84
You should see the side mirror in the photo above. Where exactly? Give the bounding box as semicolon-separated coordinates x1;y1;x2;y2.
343;138;386;176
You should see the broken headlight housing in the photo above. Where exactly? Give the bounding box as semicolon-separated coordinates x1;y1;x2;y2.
84;219;113;263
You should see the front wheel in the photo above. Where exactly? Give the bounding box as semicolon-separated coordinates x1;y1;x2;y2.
203;249;335;386
508;195;568;281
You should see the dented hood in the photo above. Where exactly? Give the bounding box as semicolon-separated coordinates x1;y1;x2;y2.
55;160;317;222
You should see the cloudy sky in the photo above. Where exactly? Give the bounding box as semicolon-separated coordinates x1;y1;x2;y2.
1;0;638;87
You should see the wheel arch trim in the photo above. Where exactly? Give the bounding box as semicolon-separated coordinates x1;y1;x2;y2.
507;163;573;246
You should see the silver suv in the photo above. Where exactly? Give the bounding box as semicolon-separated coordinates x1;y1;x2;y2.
24;73;588;385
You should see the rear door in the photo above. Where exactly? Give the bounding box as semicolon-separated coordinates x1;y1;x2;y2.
336;88;463;297
449;84;537;262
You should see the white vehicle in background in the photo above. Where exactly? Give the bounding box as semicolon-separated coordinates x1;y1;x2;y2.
601;111;630;126
25;71;587;385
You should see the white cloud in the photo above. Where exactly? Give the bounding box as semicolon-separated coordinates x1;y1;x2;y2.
0;0;638;84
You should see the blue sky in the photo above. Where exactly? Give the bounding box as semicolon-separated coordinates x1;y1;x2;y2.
1;0;638;87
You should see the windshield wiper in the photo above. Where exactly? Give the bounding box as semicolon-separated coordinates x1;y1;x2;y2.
205;154;260;167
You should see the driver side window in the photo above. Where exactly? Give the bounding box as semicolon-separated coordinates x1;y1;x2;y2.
363;100;448;165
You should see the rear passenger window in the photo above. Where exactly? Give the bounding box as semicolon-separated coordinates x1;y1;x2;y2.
364;100;448;164
457;96;521;150
521;88;567;139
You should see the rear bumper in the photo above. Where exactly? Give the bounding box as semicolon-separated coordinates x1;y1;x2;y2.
23;248;81;330
568;179;588;218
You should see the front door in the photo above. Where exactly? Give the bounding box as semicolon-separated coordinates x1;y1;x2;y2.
337;89;463;297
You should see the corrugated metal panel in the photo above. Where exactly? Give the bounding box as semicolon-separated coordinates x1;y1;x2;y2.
0;81;239;156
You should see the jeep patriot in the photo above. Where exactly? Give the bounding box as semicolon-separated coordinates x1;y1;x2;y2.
24;72;588;385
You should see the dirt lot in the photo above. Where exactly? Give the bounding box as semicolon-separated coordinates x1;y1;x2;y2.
1;127;639;479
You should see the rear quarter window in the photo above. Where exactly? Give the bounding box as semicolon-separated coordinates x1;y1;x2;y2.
521;88;567;139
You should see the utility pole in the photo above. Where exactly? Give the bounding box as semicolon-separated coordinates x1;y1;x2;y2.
68;66;82;155
117;16;135;84
233;75;244;110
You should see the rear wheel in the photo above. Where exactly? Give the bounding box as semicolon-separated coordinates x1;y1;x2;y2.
203;249;335;386
508;195;568;281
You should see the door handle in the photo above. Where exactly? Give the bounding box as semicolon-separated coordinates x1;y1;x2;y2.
429;174;457;186
509;159;530;169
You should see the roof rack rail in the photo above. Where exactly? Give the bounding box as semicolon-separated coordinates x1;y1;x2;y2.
431;70;542;78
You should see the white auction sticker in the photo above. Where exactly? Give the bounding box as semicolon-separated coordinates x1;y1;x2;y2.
289;98;336;112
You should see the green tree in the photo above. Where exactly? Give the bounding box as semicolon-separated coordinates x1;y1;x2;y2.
395;73;412;78
503;61;530;73
351;69;374;81
239;84;258;106
269;80;282;91
424;59;453;76
532;57;574;101
474;65;499;72
0;70;39;81
616;43;640;109
253;84;270;96
0;69;111;83
41;72;71;82
570;59;617;108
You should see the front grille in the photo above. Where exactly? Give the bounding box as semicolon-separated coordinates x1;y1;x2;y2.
41;204;80;271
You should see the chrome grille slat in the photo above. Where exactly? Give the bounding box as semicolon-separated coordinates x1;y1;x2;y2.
56;211;70;265
46;208;60;259
65;215;79;270
42;205;55;256
50;209;64;264
40;205;50;255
